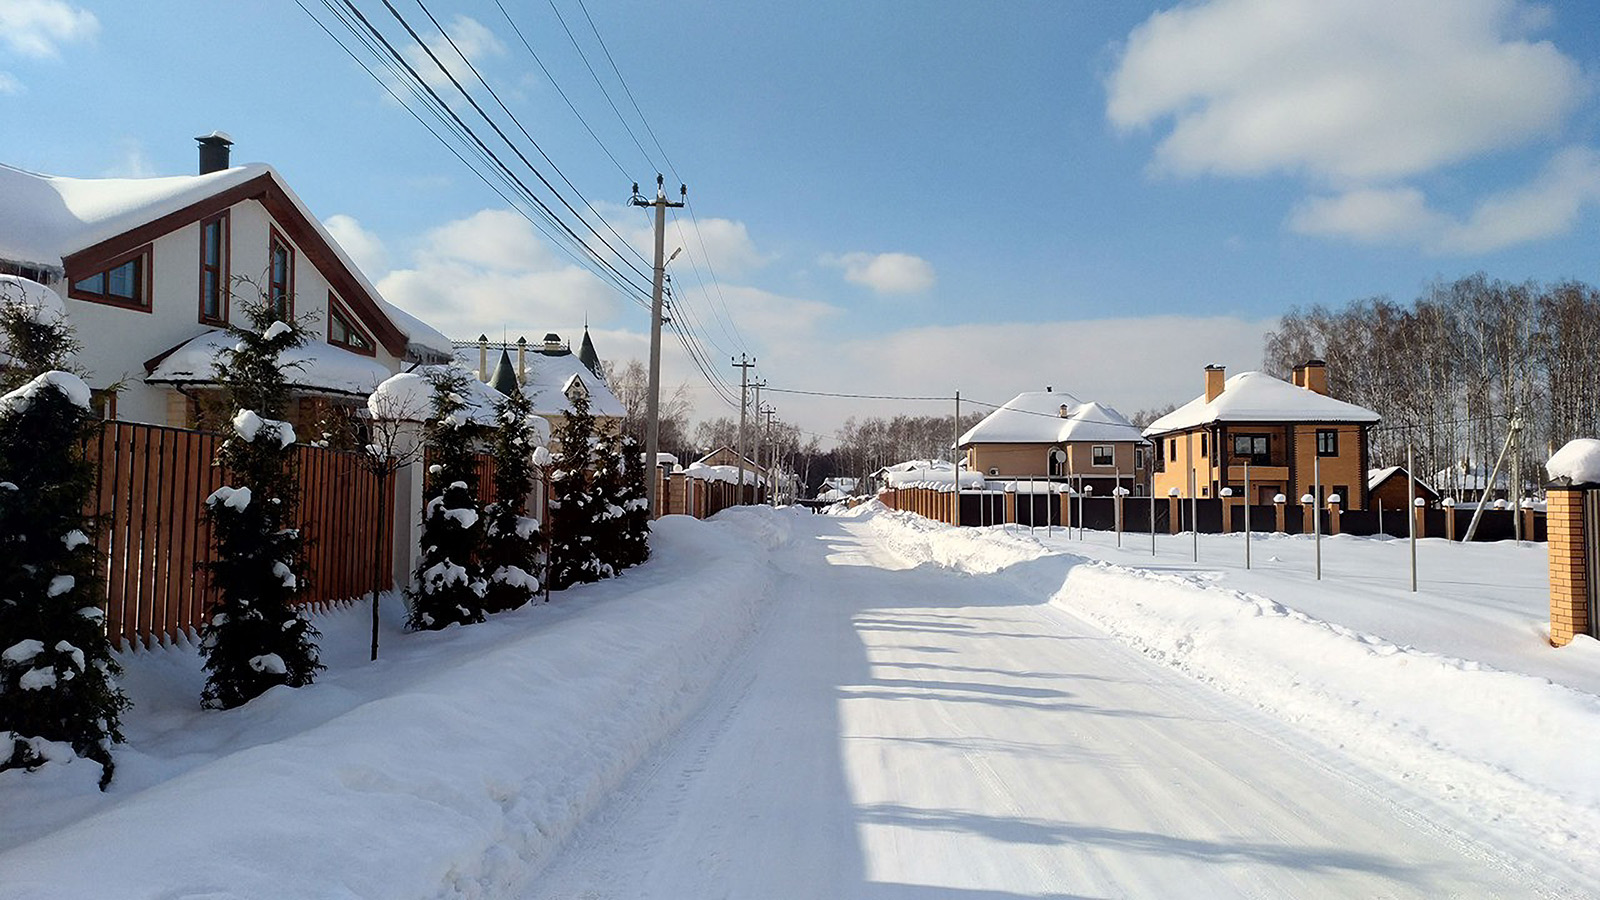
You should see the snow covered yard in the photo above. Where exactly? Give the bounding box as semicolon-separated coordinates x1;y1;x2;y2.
0;513;787;899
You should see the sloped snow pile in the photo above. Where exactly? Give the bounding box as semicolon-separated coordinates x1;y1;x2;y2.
0;509;791;900
0;274;67;325
856;506;1600;875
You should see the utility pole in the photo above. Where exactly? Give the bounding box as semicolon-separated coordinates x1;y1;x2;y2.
765;406;779;507
732;354;754;501
751;379;765;504
631;175;685;519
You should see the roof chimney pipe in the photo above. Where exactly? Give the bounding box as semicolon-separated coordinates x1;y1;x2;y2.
196;131;233;175
1204;364;1226;403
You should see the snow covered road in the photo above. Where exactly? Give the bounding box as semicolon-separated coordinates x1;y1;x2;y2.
525;511;1566;898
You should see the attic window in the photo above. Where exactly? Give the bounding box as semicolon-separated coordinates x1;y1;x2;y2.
327;294;375;355
70;247;150;310
199;212;229;324
268;231;294;319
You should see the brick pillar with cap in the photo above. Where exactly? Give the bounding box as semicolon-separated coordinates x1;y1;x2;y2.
1547;486;1590;647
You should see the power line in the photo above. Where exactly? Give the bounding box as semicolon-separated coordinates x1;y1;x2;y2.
544;0;657;171
573;0;679;181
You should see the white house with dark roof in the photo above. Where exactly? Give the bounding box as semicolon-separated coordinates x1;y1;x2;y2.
0;134;453;428
957;388;1151;493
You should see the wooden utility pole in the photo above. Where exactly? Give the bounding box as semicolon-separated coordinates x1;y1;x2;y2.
752;379;765;504
631;175;685;518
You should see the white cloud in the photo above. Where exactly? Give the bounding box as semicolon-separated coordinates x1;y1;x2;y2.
0;0;98;59
1291;146;1600;253
400;14;505;90
99;138;155;178
324;214;391;278
823;251;936;295
1106;0;1585;182
0;71;21;95
374;208;618;340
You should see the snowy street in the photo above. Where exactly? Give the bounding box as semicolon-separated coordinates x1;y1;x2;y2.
525;510;1572;899
3;505;1595;899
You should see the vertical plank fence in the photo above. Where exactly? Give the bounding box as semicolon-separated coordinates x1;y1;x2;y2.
90;421;395;650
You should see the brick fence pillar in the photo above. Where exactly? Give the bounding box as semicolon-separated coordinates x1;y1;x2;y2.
1327;498;1342;536
1004;490;1016;525
1168;494;1181;535
1220;493;1237;533
1443;498;1457;541
1060;491;1072;530
1274;498;1285;533
1414;499;1428;539
1547;486;1591;647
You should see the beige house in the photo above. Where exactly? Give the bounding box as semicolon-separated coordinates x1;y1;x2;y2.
1145;361;1380;506
958;388;1151;494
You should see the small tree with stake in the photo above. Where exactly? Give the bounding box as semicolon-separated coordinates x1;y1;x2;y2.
199;297;322;710
358;375;429;659
482;383;542;613
0;276;129;789
407;367;488;629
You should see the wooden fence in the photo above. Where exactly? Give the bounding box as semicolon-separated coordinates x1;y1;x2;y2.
91;421;394;649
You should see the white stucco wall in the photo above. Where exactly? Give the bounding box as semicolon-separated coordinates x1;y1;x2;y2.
62;198;404;425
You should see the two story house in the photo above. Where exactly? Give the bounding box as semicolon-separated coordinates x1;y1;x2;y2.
0;134;452;428
1145;361;1380;507
958;388;1151;495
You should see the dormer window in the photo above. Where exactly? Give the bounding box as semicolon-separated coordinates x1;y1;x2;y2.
327;294;375;356
70;246;150;310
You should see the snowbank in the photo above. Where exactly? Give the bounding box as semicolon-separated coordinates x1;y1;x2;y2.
1548;438;1600;486
0;510;791;899
857;507;1600;877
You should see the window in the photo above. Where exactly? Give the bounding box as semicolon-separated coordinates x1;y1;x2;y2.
1134;446;1145;470
327;294;375;355
1092;445;1114;467
69;247;150;310
1199;433;1207;457
1332;484;1349;505
1233;434;1270;464
268;231;294;319
1316;429;1338;456
199;212;229;323
1169;437;1177;462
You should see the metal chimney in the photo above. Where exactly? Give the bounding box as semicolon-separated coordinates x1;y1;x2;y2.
196;131;234;174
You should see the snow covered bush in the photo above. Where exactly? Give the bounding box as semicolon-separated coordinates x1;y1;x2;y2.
199;300;322;710
618;434;652;570
0;276;129;788
407;367;489;629
481;381;543;613
547;388;603;591
589;427;627;580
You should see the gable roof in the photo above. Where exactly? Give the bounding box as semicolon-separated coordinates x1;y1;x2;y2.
1144;371;1380;437
959;390;1147;446
1368;466;1439;497
0;161;451;363
519;350;624;418
695;445;760;469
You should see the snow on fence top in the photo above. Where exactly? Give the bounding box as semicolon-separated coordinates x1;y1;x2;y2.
883;467;986;490
682;462;765;487
1547;438;1600;486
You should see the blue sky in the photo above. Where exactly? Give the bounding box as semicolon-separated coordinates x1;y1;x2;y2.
3;0;1598;438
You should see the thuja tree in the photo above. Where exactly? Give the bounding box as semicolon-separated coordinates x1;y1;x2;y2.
0;278;128;788
481;384;542;613
200;300;321;710
618;433;651;570
547;388;602;591
407;367;488;629
589;426;627;580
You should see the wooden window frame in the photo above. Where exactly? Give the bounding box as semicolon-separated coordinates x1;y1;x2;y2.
1316;428;1338;457
198;210;230;324
1092;444;1114;467
268;228;295;320
326;292;377;357
1233;433;1271;465
1169;437;1177;462
68;244;153;312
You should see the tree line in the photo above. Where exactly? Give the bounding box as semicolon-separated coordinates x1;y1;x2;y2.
1263;272;1600;498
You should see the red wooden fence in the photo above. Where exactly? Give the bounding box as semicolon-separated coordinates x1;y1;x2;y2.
91;421;394;649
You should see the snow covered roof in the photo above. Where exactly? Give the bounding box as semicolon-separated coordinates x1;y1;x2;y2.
1367;466;1437;495
1548;439;1600;485
959;391;1147;446
145;329;392;397
683;462;765;487
520;352;624;419
0;160;452;364
1144;371;1380;436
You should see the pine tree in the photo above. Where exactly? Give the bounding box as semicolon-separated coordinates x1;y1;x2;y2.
199;299;322;710
0;277;129;789
547;388;601;591
407;367;488;629
481;383;542;613
618;434;652;569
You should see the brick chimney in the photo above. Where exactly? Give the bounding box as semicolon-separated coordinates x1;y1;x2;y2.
196;131;233;174
1290;363;1305;389
1204;364;1226;402
1301;359;1328;395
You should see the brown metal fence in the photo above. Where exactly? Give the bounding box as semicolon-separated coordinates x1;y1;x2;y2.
91;421;394;650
